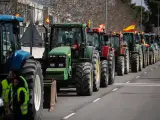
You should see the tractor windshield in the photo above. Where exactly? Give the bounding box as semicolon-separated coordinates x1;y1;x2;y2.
144;35;151;44
111;36;120;50
0;22;19;64
51;27;82;47
123;33;136;45
87;32;103;50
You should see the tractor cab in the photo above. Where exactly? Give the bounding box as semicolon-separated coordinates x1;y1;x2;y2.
87;25;105;51
144;33;156;45
0;15;23;76
123;32;141;51
48;23;87;62
109;32;124;52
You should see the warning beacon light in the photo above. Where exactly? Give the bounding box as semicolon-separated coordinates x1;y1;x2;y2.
99;24;105;29
87;20;91;28
15;13;20;17
46;16;50;24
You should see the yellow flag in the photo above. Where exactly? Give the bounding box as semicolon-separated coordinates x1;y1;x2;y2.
123;24;135;32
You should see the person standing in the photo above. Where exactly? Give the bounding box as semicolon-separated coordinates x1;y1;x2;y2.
0;71;13;119
9;70;29;120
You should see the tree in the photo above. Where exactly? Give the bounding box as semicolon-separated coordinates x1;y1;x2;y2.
144;0;160;27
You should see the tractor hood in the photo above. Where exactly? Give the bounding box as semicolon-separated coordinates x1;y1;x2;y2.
49;46;71;56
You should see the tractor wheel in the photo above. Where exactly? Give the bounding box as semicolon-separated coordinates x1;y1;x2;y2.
153;54;156;64
158;50;160;61
108;53;115;85
75;62;93;96
92;51;101;92
100;60;109;87
124;51;129;74
21;59;43;120
146;51;149;66
139;54;143;71
117;56;124;76
142;53;146;68
131;54;139;72
149;52;154;65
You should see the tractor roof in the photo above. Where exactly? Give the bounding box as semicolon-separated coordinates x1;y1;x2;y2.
0;15;23;22
51;23;87;27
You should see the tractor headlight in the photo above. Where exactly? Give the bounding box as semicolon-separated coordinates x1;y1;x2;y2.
49;55;66;67
59;63;64;67
50;63;55;67
0;98;4;107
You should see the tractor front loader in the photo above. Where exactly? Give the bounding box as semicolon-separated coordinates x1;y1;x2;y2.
40;23;99;96
123;32;143;72
0;15;47;120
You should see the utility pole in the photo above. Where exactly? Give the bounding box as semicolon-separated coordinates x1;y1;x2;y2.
158;3;159;36
105;0;107;32
140;0;143;32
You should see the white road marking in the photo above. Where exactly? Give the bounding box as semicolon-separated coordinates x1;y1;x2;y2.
151;69;153;70
63;113;76;119
112;88;118;91
126;81;130;83
114;83;160;86
93;98;101;103
144;72;147;74
156;66;158;68
136;76;140;78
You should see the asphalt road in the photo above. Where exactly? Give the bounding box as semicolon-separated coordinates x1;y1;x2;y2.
43;62;160;120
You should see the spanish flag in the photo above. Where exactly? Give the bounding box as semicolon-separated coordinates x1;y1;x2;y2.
123;24;136;32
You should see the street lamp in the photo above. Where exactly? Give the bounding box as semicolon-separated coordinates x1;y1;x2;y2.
140;0;143;32
105;0;107;32
158;3;159;35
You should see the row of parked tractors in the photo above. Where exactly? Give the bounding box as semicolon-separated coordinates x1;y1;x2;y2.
1;14;160;120
53;24;160;96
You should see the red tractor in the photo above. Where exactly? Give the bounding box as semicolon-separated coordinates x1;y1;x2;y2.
87;25;115;86
104;32;130;76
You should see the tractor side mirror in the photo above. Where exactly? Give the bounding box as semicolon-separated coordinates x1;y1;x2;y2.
12;20;20;34
13;25;20;34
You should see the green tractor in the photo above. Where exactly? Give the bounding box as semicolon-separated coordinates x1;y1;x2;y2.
42;23;100;96
123;32;143;72
144;33;159;64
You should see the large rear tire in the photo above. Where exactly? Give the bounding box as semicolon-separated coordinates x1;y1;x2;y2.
108;53;115;85
131;54;139;72
139;54;143;71
142;53;146;68
100;60;109;87
149;51;154;65
117;56;124;76
75;62;93;96
146;51;149;66
92;51;101;92
124;51;129;74
21;59;43;120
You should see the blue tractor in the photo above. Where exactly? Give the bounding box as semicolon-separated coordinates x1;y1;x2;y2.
0;15;43;119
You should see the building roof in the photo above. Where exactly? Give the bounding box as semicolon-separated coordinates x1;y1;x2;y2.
0;15;24;22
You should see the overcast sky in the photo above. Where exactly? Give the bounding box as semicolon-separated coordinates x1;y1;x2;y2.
132;0;147;8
